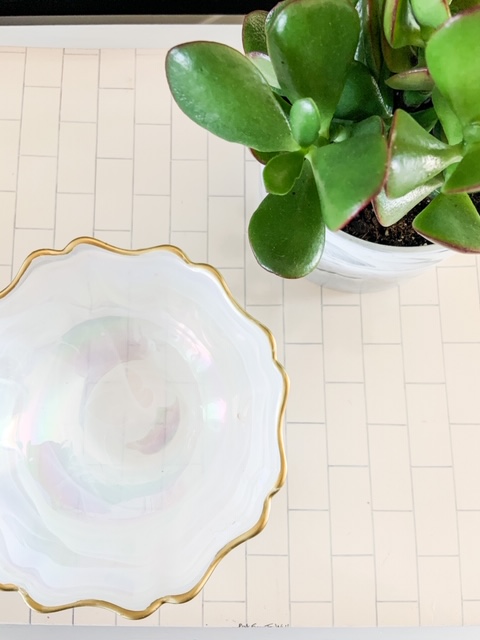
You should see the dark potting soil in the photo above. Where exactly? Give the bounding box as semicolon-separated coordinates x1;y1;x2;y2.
343;192;480;248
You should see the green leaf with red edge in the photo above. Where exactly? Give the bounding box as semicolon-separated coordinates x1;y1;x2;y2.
356;0;383;79
263;151;305;195
386;109;463;198
381;33;417;73
385;68;434;91
248;161;325;278
383;0;424;48
250;149;280;165
432;87;463;144
374;177;442;226
413;193;480;251
426;8;480;129
242;10;268;55
411;107;438;132
266;0;360;132
166;42;298;153
335;61;392;120
309;132;388;231
247;52;281;91
443;142;480;193
450;0;480;15
410;0;450;29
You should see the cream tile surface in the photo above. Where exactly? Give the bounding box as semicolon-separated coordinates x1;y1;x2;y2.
0;38;479;630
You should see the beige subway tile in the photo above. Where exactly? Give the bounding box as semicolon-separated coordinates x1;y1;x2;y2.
458;511;480;599
73;606;116;625
289;511;332;602
132;195;170;248
218;268;245;308
95;159;133;230
438;267;480;342
54;194;94;249
418;557;462;626
134;125;171;196
246;556;290;626
369;425;412;511
0;192;15;264
412;467;458;556
245;161;262;224
329;467;373;555
247;482;288;555
399;268;439;305
332;556;376;627
322;287;361;305
286;423;328;510
245;304;284;364
208;196;244;268
13;229;54;276
245;249;283;305
135;52;170;125
361;288;401;344
0;266;12;291
61;53;98;122
170;231;207;263
464;601;480;626
203;602;245;627
0;591;30;623
285;344;324;423
160;595;202;626
364;345;407;424
451;425;480;510
170;159;207;230
440;250;476;267
406;384;452;467
172;101;207;160
0;120;20;191
16;156;57;229
31;609;72;624
323;306;363;382
0;52;25;119
208;134;244;196
97;89;134;158
20;87;60;156
401;306;444;383
203;544;245;602
376;602;419;627
284;278;323;345
99;49;134;88
290;603;333;627
57;122;96;193
93;230;131;249
325;383;368;466
444;344;480;424
25;48;62;87
374;512;417;602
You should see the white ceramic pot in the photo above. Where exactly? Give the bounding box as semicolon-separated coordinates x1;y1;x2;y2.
308;228;451;293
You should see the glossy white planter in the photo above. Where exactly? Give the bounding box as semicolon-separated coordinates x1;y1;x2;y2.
307;228;451;292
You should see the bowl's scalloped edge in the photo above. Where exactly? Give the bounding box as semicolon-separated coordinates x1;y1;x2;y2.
0;236;289;620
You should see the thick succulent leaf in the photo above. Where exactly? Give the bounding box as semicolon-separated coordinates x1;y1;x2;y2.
263;151;305;195
356;0;383;79
381;33;417;72
413;193;480;251
431;88;463;144
410;0;450;28
383;0;424;48
335;61;392;120
250;149;280;165
386;109;463;198
402;90;432;108
248;161;325;278
374;177;442;225
309;133;388;230
411;107;438;132
166;43;297;152
451;0;480;14
385;68;434;91
266;0;360;130
351;115;385;136
247;52;281;91
426;8;480;129
242;10;268;55
443;142;480;193
290;98;321;147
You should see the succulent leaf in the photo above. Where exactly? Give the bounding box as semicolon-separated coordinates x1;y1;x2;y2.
385;67;434;90
242;10;269;55
266;0;360;130
248;161;325;278
410;107;438;132
356;0;383;79
309;132;388;230
443;142;480;193
410;0;451;29
413;193;480;251
263;151;305;195
166;42;298;152
426;7;480;129
290;98;321;147
335;60;392;120
383;0;424;48
386;109;463;198
432;87;463;144
247;52;281;91
374;177;443;225
351;115;385;136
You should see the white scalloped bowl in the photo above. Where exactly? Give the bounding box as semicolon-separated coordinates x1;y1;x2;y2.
0;239;287;618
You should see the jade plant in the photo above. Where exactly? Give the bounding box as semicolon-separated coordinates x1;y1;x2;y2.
166;0;480;278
